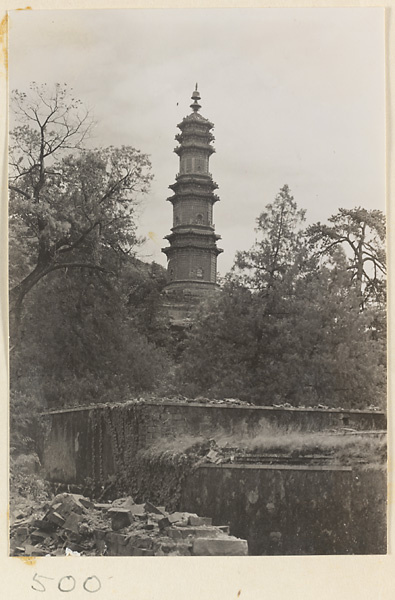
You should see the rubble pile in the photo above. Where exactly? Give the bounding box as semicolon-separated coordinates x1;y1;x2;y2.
10;493;248;557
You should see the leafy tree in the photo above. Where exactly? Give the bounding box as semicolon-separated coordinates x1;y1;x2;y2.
9;83;153;334
11;263;172;409
234;184;308;292
307;207;386;307
179;188;386;409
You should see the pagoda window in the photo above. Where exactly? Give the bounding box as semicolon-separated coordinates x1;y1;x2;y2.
196;267;203;279
196;214;203;225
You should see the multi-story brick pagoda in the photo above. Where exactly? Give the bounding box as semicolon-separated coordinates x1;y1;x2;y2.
162;85;223;313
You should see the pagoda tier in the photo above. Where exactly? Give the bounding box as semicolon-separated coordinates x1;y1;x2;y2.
162;85;222;293
169;173;218;193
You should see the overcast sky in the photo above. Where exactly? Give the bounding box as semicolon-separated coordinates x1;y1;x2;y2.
8;8;385;275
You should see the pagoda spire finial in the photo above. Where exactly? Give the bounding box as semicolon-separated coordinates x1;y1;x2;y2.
190;84;201;112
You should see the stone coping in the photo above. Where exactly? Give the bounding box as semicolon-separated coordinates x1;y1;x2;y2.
196;463;353;472
41;399;385;417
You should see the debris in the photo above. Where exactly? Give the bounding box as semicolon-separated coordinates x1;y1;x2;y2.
10;492;248;557
206;449;222;464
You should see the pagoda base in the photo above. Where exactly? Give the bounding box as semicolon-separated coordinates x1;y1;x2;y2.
161;281;219;326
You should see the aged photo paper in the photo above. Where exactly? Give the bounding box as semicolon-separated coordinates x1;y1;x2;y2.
0;1;394;599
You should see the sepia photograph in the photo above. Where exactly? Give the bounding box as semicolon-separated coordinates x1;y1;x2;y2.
6;6;387;562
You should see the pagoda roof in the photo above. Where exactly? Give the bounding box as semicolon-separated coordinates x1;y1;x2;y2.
175;132;215;143
164;228;222;243
162;243;223;256
177;112;214;130
170;173;219;189
174;143;215;156
166;192;220;203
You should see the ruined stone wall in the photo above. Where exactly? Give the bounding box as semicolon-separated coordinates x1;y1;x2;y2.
181;464;386;555
42;401;385;485
41;401;387;555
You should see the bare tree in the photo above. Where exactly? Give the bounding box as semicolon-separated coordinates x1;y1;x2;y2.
9;83;153;336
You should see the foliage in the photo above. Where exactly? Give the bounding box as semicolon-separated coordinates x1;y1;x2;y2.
9;390;46;457
307;207;386;307
9;83;153;334
11;264;172;408
8;83;174;415
179;187;386;409
234;184;308;291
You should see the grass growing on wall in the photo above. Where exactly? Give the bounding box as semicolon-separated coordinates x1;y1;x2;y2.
141;425;386;469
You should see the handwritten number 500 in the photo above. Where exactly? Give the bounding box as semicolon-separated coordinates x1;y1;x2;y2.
32;573;101;593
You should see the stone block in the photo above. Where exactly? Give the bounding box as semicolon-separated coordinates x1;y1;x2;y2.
168;526;223;539
94;503;113;511
104;532;128;555
31;547;48;557
166;528;184;541
111;496;135;509
188;516;212;527
46;511;66;527
63;512;84;534
173;542;192;556
128;504;146;516
75;495;94;510
52;493;87;516
93;529;107;541
217;525;230;535
168;512;185;523
192;537;248;556
64;529;83;544
131;535;153;550
108;508;133;531
144;501;166;515
158;517;171;530
13;526;30;542
33;519;56;533
30;530;48;545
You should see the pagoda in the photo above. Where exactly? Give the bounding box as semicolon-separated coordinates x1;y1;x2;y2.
162;85;223;305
